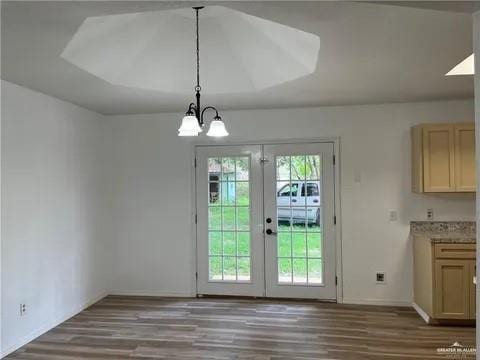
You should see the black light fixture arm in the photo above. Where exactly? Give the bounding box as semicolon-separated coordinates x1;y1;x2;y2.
196;89;201;124
185;101;220;128
201;106;221;122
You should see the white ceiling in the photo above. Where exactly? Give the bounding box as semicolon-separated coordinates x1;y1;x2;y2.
61;6;321;93
374;1;480;13
1;1;474;115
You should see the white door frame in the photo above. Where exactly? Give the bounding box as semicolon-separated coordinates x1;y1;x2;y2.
190;137;343;302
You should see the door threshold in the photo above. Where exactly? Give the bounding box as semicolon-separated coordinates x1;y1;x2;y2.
197;294;337;303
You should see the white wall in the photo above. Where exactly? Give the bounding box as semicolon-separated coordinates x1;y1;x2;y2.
1;81;112;356
1;79;476;357
107;99;476;305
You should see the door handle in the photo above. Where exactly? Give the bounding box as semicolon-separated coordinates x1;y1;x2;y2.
292;199;297;203
266;229;277;235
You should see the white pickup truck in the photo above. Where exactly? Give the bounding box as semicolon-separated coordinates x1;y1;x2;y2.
277;181;321;225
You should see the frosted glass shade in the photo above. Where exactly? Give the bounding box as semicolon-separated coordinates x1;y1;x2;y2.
207;119;229;137
178;115;202;136
178;130;200;137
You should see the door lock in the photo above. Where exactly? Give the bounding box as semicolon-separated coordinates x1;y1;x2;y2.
266;229;277;235
266;218;272;224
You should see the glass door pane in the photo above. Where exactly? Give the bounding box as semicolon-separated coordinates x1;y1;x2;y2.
276;155;323;285
264;143;336;300
207;156;251;281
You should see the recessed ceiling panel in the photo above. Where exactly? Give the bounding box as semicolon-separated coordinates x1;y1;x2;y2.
61;6;321;94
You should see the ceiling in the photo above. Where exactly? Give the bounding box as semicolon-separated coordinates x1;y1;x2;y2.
60;6;322;94
1;1;475;115
374;1;480;13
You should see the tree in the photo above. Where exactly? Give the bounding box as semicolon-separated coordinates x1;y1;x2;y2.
277;156;320;180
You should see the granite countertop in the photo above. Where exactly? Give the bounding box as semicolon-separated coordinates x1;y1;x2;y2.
410;221;476;244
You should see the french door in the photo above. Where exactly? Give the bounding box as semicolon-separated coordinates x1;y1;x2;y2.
196;142;336;299
196;145;264;296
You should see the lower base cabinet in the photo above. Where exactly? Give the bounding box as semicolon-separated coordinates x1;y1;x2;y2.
434;259;475;319
413;237;476;323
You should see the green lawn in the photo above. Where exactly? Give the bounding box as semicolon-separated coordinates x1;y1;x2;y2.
207;184;322;283
277;227;322;283
208;219;322;282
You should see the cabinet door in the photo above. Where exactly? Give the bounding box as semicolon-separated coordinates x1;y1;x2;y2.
454;124;476;192
423;125;455;192
434;259;470;319
469;260;476;319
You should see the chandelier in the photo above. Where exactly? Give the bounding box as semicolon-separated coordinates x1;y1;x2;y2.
178;7;229;137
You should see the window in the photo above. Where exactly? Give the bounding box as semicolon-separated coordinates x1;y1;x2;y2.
302;183;319;197
278;183;298;197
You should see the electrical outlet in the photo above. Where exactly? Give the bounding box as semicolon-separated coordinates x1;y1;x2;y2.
427;208;434;220
376;272;386;284
389;210;398;221
19;303;27;316
353;170;362;183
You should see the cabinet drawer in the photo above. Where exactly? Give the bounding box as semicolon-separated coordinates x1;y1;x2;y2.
434;244;476;259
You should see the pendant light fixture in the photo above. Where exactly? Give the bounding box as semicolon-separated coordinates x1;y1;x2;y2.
178;7;228;137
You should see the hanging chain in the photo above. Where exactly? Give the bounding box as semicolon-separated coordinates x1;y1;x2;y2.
195;8;201;92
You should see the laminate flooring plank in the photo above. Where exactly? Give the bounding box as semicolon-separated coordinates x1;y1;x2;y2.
5;296;475;360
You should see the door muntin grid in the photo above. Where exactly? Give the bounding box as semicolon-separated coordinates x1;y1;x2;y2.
208;156;251;282
276;155;323;285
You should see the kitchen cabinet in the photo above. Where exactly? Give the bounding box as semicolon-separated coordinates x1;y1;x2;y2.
454;124;476;192
413;237;476;323
434;259;472;319
412;123;475;193
469;261;476;319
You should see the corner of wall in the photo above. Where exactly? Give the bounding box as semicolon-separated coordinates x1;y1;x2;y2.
0;81;113;357
473;9;479;350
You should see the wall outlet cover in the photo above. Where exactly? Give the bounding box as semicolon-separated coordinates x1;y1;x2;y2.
389;210;398;221
427;208;434;220
376;272;386;284
354;170;362;184
19;303;27;316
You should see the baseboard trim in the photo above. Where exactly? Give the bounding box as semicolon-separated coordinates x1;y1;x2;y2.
109;290;195;298
342;298;412;307
109;293;410;306
412;302;431;323
1;291;108;359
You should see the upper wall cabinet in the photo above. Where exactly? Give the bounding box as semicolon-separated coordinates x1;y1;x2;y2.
412;123;476;193
454;125;476;192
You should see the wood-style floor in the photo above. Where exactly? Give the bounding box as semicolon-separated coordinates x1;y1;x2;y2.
6;295;476;359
